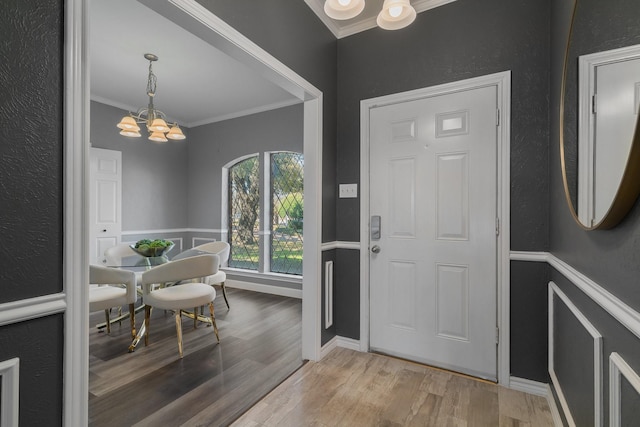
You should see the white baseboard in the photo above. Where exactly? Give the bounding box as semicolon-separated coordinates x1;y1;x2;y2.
547;383;565;427
225;279;302;299
319;336;362;360
320;336;338;359
337;336;361;351
509;376;548;396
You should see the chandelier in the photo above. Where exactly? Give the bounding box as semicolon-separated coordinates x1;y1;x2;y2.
324;0;416;30
116;53;186;143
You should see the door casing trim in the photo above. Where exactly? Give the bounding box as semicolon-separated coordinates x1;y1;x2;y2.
359;71;511;385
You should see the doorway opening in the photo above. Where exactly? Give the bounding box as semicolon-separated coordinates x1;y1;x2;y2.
68;0;323;424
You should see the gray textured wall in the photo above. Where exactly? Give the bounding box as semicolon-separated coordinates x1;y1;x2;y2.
550;0;640;311
334;0;552;379
186;104;303;228
0;0;65;425
549;0;640;423
196;0;338;243
336;0;551;248
90;101;189;231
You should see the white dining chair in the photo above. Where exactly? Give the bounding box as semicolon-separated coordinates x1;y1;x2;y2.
89;265;138;338
104;242;140;266
192;241;231;308
140;254;220;358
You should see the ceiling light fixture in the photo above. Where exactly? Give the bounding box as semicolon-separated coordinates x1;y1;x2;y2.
116;53;186;143
377;0;416;30
324;0;366;20
323;0;416;30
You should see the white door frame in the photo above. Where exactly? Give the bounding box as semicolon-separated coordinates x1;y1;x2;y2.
359;71;511;385
64;0;323;424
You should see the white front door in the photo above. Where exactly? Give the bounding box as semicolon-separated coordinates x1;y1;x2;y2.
369;84;498;381
89;147;122;264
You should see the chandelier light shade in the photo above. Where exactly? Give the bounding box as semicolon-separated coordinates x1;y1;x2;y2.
116;53;186;143
324;0;365;20
377;0;416;30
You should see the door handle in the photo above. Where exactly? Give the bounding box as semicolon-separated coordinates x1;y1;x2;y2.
371;245;381;254
101;229;107;232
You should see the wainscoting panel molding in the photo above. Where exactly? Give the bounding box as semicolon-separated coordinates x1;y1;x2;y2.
0;357;19;427
609;352;640;427
192;237;216;247
321;241;361;251
549;281;603;427
121;228;225;236
325;260;334;328
0;294;66;327
510;251;640;340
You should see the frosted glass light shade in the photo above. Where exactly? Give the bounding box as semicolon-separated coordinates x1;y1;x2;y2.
116;116;140;131
377;0;416;30
148;131;168;143
119;129;142;138
149;118;170;132
166;125;186;140
324;0;365;20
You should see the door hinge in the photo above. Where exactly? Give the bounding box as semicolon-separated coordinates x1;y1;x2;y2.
496;109;500;126
496;217;500;236
592;94;597;114
496;327;500;344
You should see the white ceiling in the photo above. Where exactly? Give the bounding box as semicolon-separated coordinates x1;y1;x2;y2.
89;0;457;129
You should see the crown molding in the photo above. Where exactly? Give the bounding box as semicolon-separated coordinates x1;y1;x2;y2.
306;0;458;39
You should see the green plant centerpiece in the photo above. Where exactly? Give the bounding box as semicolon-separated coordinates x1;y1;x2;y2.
130;239;175;257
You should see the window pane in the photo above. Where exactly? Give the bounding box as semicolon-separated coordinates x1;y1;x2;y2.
271;152;304;275
229;156;260;270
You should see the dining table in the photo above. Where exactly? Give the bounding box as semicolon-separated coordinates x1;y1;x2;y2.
100;247;215;352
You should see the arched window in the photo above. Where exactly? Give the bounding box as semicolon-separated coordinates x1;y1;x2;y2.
228;155;260;270
226;152;304;276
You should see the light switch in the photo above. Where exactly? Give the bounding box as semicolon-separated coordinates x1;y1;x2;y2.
339;183;358;198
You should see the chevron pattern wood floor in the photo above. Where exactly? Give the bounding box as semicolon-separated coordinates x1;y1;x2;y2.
89;287;302;426
232;347;555;427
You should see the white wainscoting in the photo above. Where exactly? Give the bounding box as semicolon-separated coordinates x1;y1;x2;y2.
609;352;640;427
192;237;216;247
0;357;19;427
511;251;640;340
548;281;603;427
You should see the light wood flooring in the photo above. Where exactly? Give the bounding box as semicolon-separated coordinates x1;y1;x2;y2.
89;287;302;426
233;347;554;427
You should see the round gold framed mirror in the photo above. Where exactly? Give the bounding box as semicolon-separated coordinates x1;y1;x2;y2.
560;0;640;230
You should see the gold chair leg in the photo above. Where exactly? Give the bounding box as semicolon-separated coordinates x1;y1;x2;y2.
176;310;183;358
208;302;220;342
128;303;136;339
144;305;151;346
104;309;111;334
221;282;230;309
